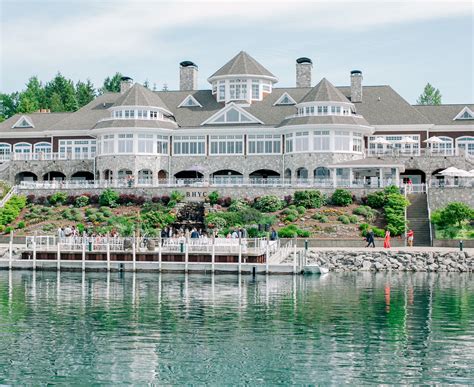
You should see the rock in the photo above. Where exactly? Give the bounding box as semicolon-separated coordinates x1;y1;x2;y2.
374;262;384;271
361;260;372;271
428;263;438;271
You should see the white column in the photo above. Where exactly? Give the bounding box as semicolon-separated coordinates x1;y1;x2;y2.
184;241;189;273
211;240;215;274
293;240;297;274
394;167;400;187
379;167;383;187
158;238;162;272
332;168;337;188
265;237;270;274
32;235;37;271
349;168;353;188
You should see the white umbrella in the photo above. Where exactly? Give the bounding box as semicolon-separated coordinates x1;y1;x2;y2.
454;169;473;177
372;137;391;145
424;136;444;144
439;167;469;177
400;136;418;144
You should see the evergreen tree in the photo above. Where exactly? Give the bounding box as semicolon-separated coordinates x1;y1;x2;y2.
76;79;96;107
44;72;78;111
417;83;442;105
101;72;123;93
0;92;19;121
17;76;45;113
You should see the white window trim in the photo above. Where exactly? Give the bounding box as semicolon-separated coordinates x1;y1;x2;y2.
247;134;282;155
12;115;35;129
201;102;263;125
453;106;474;120
273;92;296;106
178;94;203;108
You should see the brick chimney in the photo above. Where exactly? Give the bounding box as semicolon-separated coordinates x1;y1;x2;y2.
180;61;198;91
350;70;363;102
296;57;313;88
120;76;133;93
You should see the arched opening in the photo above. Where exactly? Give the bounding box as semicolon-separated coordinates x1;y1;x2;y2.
249;169;280;184
431;168;446;187
15;171;38;183
400;169;426;184
456;136;474;156
43;171;66;181
211;169;243;184
118;169;133;179
138;169;153;185
314;167;330;180
157;170;168;184
284;168;292;182
296;167;308;181
174;170;204;184
103;169;113;181
71;171;94;181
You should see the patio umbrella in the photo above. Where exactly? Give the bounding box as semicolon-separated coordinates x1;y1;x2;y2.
439;167;469;177
399;136;418;144
372;137;391;145
423;136;444;144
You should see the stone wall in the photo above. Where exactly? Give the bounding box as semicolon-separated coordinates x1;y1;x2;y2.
428;187;474;211
287;249;473;272
6;160;94;182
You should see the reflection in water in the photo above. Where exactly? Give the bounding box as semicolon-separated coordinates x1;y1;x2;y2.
0;271;472;385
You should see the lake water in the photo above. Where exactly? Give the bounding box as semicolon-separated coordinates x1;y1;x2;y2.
0;271;473;384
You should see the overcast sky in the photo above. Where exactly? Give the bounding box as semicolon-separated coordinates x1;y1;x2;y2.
0;0;473;104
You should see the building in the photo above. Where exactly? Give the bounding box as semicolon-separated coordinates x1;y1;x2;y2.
0;51;473;189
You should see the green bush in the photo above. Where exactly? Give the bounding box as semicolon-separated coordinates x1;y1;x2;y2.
205;213;227;229
167;200;177;209
228;199;250;212
284;214;297;222
0;195;27;227
293;190;325;209
296;206;306;215
42;224;55;232
75;195;89;207
312;213;329;223
247;227;267;238
338;215;350;224
208;191;220;206
359;224;385;238
170;190;185;203
367;191;386;209
353;205;377;223
349;215;359;224
331;189;353;207
99;189;119;207
281;208;298;217
99;207;112;217
48;192;67;205
278;224;311;238
384;193;410;235
17;221;25;229
254;195;284;212
434;202;473;228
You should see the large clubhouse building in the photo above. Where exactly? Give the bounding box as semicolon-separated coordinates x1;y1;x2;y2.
0;51;473;189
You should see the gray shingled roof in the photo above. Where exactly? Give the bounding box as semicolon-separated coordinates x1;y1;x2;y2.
414;104;474;126
208;51;277;80
0;112;69;134
113;83;170;111
277;114;370;128
94;119;177;130
300;78;350;104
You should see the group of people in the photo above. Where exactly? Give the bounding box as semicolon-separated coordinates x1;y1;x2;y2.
365;228;415;248
160;226;255;241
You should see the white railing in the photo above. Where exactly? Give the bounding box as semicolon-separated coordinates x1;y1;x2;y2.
3;152;96;161
0;186;17;208
429;179;473;188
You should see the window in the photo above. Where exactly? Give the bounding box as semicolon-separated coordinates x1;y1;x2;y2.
219;83;225;101
285;133;293;153
212;82;217;94
335;131;350;151
138;134;154;153
102;135;115;154
204;106;261;124
252;81;260;100
157;135;169;155
262;81;271;93
331;106;341;114
137;110;147;118
173;136;205;155
0;143;11;159
179;95;202;108
313;130;330;151
34;142;52;154
454;107;474;120
59;139;96;158
229;79;247;100
274;92;296;106
118;134;133;153
295;132;309;152
248;134;281;154
353;132;363;152
13;116;34;128
456;136;474;155
150;111;158;119
210;135;243;155
14;142;32;154
114;110;123;118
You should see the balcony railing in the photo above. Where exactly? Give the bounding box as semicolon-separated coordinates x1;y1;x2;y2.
2;152;96;161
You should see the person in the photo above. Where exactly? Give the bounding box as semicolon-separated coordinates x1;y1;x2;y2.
366;229;375;248
270;227;278;241
407;178;413;194
384;230;391;248
190;228;199;239
407;229;414;247
231;229;239;239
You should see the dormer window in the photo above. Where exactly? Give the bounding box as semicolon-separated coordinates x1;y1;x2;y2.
454;107;474;120
274;92;296;106
12;115;34;129
178;95;202;108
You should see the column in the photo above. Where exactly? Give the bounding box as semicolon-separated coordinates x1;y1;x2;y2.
394;167;400;187
379;167;383;187
349;168;353;188
332;168;337;188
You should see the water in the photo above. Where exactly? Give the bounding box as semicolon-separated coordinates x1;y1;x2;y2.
0;271;473;385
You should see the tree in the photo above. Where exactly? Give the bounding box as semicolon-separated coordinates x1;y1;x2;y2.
17;76;46;113
0;92;20;121
44;72;78;111
417;83;442;105
76;79;96;107
101;72;123;93
438;202;473;227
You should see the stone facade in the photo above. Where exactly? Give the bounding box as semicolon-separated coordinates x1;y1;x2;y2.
350;71;363;103
5;160;94;183
428;187;474;211
296;61;312;88
179;64;198;91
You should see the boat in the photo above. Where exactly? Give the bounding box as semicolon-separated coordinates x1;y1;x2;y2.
303;265;329;274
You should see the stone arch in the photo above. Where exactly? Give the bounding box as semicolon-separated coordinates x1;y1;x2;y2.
138;169;153;184
296;167;308;181
249;169;280;180
284;168;292;180
174;170;204;179
15;171;38;183
118;169;133;179
157;169;168;184
43;171;66;181
401;169;426;184
103;169;113;181
211;169;243;184
71;171;94;181
212;169;243;177
314;167;330;180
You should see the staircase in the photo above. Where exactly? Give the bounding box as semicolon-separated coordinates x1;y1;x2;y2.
406;194;431;246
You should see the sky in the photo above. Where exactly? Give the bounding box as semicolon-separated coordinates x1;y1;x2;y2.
0;0;473;104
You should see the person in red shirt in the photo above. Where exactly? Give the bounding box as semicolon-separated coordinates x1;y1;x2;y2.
407;229;414;247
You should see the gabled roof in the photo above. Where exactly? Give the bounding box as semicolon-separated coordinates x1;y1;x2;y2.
178;94;202;108
0;112;69;134
274;92;296;106
201;102;263;125
208;51;277;81
414;104;474;126
112;83;171;112
12;115;35;128
300;78;350;104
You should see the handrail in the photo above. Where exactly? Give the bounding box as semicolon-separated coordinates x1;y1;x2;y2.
0;186;17;208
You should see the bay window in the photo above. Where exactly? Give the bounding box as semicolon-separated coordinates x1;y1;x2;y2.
295;132;309;152
285;133;293;153
102;135;114;154
138;134;154;153
118;134;133;153
335;131;350;151
353;132;363;152
157;135;169;155
313;130;330;151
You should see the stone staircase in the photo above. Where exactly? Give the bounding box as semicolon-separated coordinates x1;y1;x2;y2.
407;194;431;246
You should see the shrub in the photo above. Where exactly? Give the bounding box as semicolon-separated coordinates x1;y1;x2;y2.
247;227;267;238
253;195;284;212
217;196;232;207
17;221;25;229
434;202;473;228
278;224;311;238
160;195;170;205
284;214;297;223
283;195;292;206
293;190;324;209
99;207;112;217
228;199;249;212
312;213;329;223
384;185;400;195
296;206;306;215
89;195;99;204
4;226;13;234
367;191;386;209
208;191;220;206
75;195;89;207
353;205;377;222
26;194;35;204
338;215;350;224
205;214;227;229
35;196;46;205
372;227;385;238
48;192;67;205
384;193;410;235
77;223;85;234
99;189;119;207
167;200;177;209
353;206;368;216
152;196;161;203
66;195;78;205
42;224;55;232
170;190;185;203
281;208;298;217
349;215;359;224
331;189;353;207
0;195;27;226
